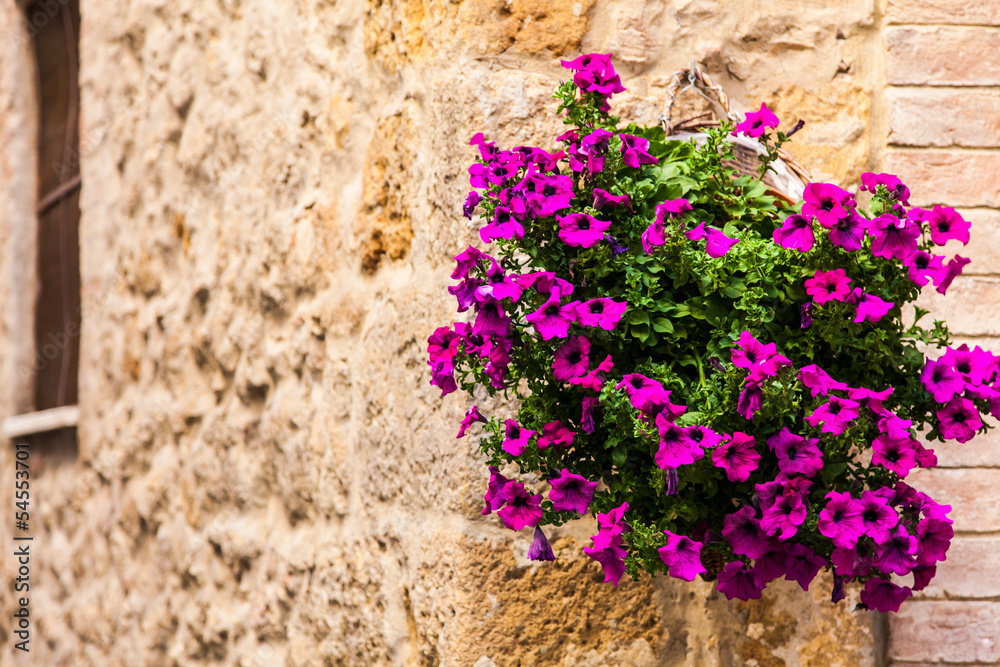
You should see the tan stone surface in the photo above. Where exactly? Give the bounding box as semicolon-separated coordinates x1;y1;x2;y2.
0;0;887;664
905;468;1000;532
888;87;1000;148
916;535;1000;599
915;276;1000;336
886;150;1000;207
886;0;1000;26
890;601;1000;663
887;26;1000;86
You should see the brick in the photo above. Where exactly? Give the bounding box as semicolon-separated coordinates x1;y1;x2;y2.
905;468;1000;532
922;423;1000;468
887;27;1000;86
889;601;1000;662
915;276;1000;336
954;209;1000;274
886;0;1000;26
888;88;1000;147
916;535;1000;598
885;150;1000;207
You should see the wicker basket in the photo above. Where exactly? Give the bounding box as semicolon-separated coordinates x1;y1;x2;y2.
660;66;812;205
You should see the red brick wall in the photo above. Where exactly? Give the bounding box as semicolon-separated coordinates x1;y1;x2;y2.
884;2;1000;664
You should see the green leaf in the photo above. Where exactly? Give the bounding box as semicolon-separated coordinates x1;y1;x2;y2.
652;317;674;333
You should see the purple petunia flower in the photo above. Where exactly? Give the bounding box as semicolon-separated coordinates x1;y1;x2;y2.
552;336;591;382
536;420;575;450
451;245;487;280
524;172;575;218
561;53;626;99
828;212;868;251
723;506;770;559
641;219;666;254
802;182;854;229
731;331;777;368
936;397;982;442
737;381;764;420
804;395;860;435
872;433;919;477
905;250;947;287
581;396;599;433
732;102;779;138
463;191;481;219
526;295;580;340
657;198;693;219
658;531;707;581
575;298;628;330
712;431;760;482
768;428;824;478
860;172;911;204
480;206;525;244
473;300;511;337
861;578;912;613
593;188;631;211
869;213;920;260
502;420;536;457
874;524;918;576
798;364;849;397
687;222;739;257
619;134;658;168
571;354;613;392
528;526;555;561
752;545;789;584
921;357;965;403
549;468;599;513
819;491;865;549
943;343;996;386
936;255;970;295
761;492;808;541
597;501;630;538
457;405;487;438
558;213;611;248
805;269;852;304
515;271;575;299
481;466;509;515
858;490;899;543
584;532;627;586
921;205;970;246
850;288;894;324
617;373;665;411
717;561;765;600
686;424;723;452
916;517;954;566
800;302;814;329
911;564;936;591
604;233;629;256
784;543;826;591
475;260;524;303
496;481;543;530
773;213;815;252
641;388;687;425
655;418;699;469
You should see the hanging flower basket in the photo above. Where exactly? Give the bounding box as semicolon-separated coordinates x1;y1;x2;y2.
429;53;979;612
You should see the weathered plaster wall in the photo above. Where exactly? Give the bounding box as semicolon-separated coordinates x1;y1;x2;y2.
0;1;889;665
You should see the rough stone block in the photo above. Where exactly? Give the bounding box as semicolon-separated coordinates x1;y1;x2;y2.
886;0;1000;25
887;27;1000;86
886;150;1000;208
917;535;1000;598
924;424;1000;467
888;88;1000;147
889;601;1000;663
915;277;1000;336
953;209;1000;275
905;468;1000;531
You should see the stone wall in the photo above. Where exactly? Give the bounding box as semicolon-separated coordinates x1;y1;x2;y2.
0;0;923;664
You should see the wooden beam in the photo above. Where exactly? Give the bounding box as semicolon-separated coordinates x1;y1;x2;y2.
3;405;79;439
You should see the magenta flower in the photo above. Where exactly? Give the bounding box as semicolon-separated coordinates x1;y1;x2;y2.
869;213;920;260
526;295;579;340
597;501;630;538
604;233;629;256
858;490;899;543
687;222;739;257
784;543;826;591
752;546;788;584
861;578;912;613
874;524;918;576
872;433;918;477
731;331;777;368
923;205;970;245
805;269;852;304
581;396;599;433
514;271;575;299
557;213;611;248
575;298;628;330
451;245;487;280
456;406;487;438
737;381;764;420
536;420;575;450
549;469;599;513
641;219;666;254
798;364;849;397
717;561;765;601
802;183;854;228
712;432;760;482
936;397;982;442
911;565;936;591
572;354;614;392
768;428;824;478
475;260;524;303
463;191;480;219
921;357;964;403
525;172;574;218
943;343;996;385
850;288;894;323
502;420;536;457
861;172;911;204
804;396;860;435
828;212;868;251
619;134;658;168
592;188;631;211
761;492;807;541
481;466;509;515
561;53;626;98
584;532;627;586
657;198;692;219
723;506;770;559
473;300;510;337
496;481;543;530
905;250;946;287
449;278;482;312
617;373;665;411
819;491;865;549
480;206;525;244
528;526;555;561
773;213;815;252
936;255;970;295
641;388;687;425
685;424;723;452
732;102;779;138
552;336;591;382
658;531;707;581
916;517;954;566
655;418;699;469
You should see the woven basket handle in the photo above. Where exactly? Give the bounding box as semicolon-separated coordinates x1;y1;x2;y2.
661;66;737;135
